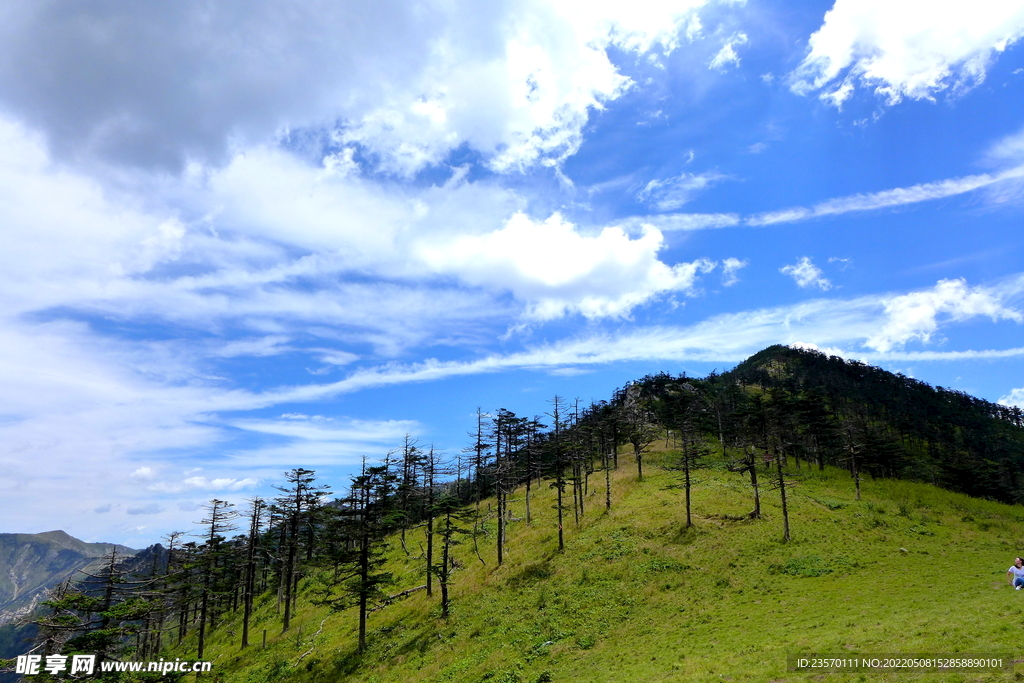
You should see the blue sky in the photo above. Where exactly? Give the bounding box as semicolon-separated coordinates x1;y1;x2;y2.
2;0;1024;545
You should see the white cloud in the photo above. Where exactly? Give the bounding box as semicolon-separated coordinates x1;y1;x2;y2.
988;126;1024;165
314;350;360;367
220;415;420;467
13;75;968;363
790;0;1024;105
0;311;413;537
211;336;293;359
747;164;1024;225
247;276;1024;401
148;476;259;494
130;467;157;481
781;257;831;290
229;415;414;444
618;212;741;232
721;257;748;286
865;278;1023;353
871;347;1024;361
788;341;847;356
126;504;163;516
637;171;728;211
420;212;717;319
0;118;516;354
0;0;727;174
1000;388;1024;408
709;32;749;70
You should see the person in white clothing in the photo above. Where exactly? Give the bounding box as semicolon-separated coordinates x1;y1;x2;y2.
1008;557;1024;589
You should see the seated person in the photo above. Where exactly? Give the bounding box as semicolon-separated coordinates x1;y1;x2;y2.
1008;557;1024;589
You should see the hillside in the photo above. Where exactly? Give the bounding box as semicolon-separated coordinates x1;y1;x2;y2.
182;444;1024;683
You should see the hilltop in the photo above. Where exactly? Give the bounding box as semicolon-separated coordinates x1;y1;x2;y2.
718;345;1024;502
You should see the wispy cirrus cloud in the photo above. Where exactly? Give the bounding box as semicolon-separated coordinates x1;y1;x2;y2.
147;476;259;494
621;149;1024;234
637;171;729;211
617;213;741;232
253;275;1024;401
747;164;1024;226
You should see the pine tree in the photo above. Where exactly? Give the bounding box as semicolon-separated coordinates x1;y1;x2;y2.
314;460;398;652
195;499;238;659
274;469;330;632
240;497;264;648
431;493;477;618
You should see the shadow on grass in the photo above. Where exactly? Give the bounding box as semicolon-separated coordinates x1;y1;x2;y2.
328;649;365;678
668;525;704;545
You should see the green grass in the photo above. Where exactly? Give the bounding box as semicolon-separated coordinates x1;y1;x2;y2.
178;446;1024;683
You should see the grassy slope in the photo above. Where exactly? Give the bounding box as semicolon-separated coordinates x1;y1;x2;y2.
187;444;1024;683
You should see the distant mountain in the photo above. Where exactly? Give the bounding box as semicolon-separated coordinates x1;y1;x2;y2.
0;531;136;681
0;530;137;628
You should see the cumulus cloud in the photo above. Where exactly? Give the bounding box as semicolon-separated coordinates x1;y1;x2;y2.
790;0;1024;106
420;212;717;319
1000;388;1024;408
0;0;725;173
780;257;831;290
0;106;747;437
788;341;848;357
865;278;1023;353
